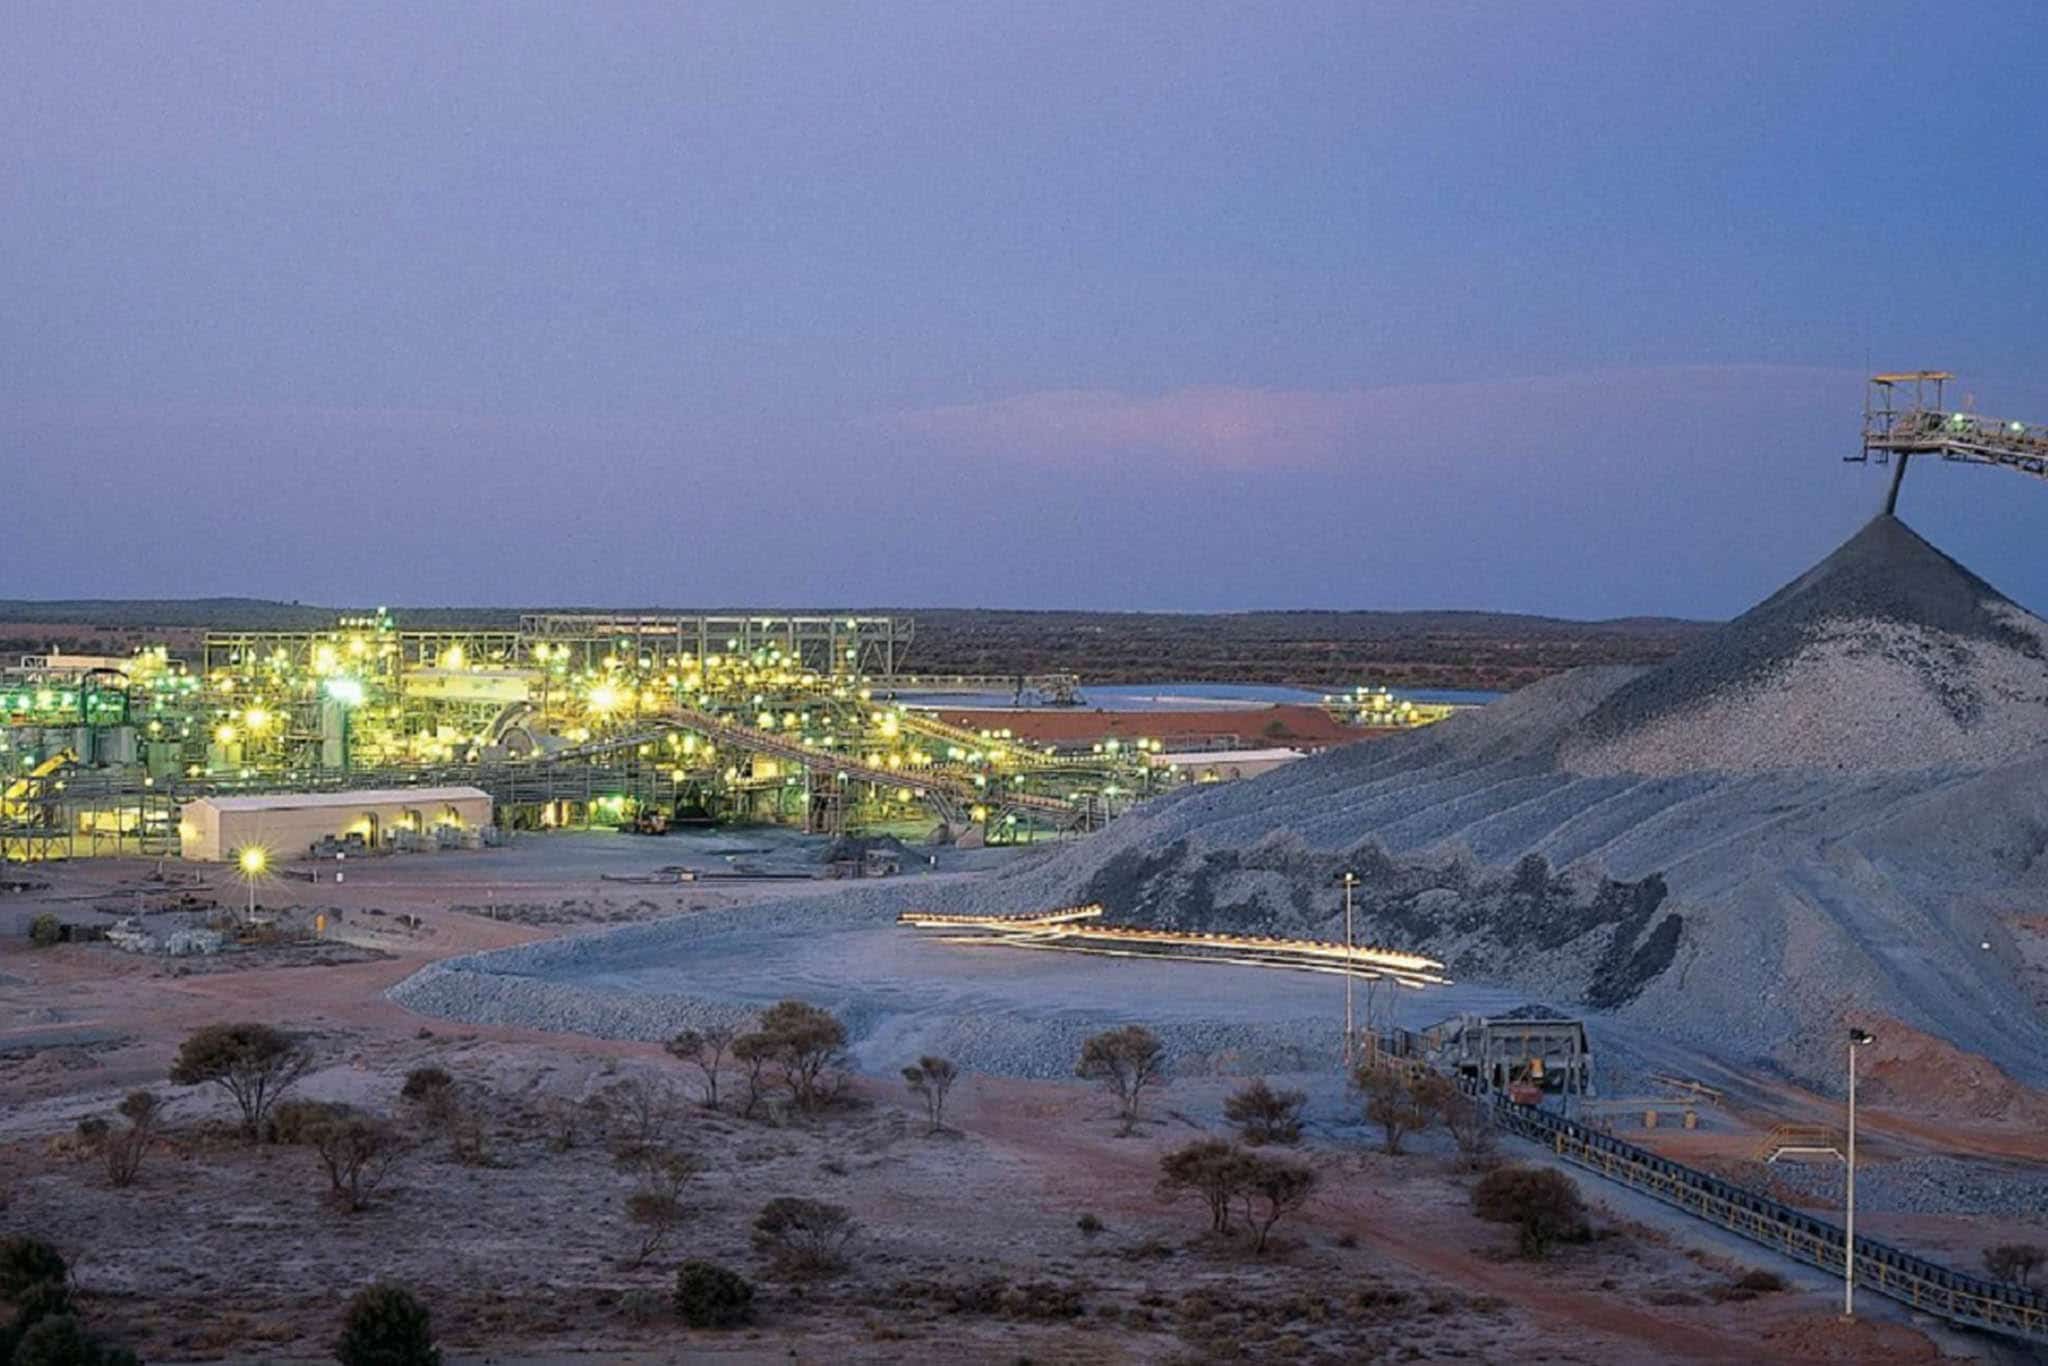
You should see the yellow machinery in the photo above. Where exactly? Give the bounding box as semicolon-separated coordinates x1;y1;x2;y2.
1;748;77;823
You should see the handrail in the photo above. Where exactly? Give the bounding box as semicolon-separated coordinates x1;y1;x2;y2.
1490;1094;2048;1343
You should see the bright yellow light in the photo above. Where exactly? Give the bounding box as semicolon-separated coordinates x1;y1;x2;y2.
442;644;465;670
589;684;620;714
243;708;270;733
238;846;267;876
213;724;238;744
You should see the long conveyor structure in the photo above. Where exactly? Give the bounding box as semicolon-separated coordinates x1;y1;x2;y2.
1490;1091;2048;1345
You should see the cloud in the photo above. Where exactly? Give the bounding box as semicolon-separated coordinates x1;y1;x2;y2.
874;365;1860;473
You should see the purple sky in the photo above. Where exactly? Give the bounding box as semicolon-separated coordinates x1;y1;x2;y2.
5;2;2046;617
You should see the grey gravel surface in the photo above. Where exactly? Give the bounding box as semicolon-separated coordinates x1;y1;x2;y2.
1771;1155;2048;1218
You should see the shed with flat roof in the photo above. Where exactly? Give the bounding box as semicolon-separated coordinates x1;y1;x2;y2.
179;786;492;861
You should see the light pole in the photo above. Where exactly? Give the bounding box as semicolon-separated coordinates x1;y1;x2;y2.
1338;871;1360;1068
1845;1025;1874;1318
238;845;267;920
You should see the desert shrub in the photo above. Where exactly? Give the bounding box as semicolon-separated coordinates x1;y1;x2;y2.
674;1261;755;1329
619;1148;703;1266
1076;1025;1167;1135
1223;1078;1305;1147
103;1091;162;1188
399;1066;453;1103
168;1022;310;1141
665;1025;736;1109
335;1283;440;1366
311;1113;401;1212
1732;1269;1786;1293
541;1094;603;1152
1077;1212;1103;1236
752;1001;849;1113
73;1116;110;1147
1440;1088;1497;1169
601;1076;682;1153
27;914;61;949
10;1312;138;1366
1472;1165;1588;1258
752;1196;857;1278
2;1278;75;1363
1984;1242;2044;1287
266;1097;346;1146
0;1236;66;1298
901;1055;959;1134
618;1287;667;1327
1357;1068;1451;1155
1157;1138;1250;1234
1237;1152;1318;1252
730;1031;778;1120
438;1095;493;1167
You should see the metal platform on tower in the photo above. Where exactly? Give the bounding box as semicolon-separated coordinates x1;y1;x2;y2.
1855;371;2048;512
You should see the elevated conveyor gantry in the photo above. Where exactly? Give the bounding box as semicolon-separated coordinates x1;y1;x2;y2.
1856;371;2048;512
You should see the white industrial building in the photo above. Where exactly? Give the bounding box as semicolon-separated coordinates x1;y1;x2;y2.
179;786;493;862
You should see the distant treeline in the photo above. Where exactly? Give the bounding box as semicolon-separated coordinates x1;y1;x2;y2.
0;600;1713;692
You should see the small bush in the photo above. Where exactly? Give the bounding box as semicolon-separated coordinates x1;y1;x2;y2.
0;1236;67;1298
1076;1025;1167;1135
399;1066;454;1102
11;1313;139;1366
1223;1078;1306;1146
73;1116;110;1147
311;1113;401;1212
620;1148;703;1265
1732;1268;1786;1294
169;1022;310;1142
665;1025;736;1109
5;1277;74;1357
103;1091;162;1188
1472;1165;1589;1258
335;1283;440;1366
902;1055;960;1134
753;1000;850;1113
1076;1212;1103;1236
674;1261;755;1329
28;914;61;948
601;1076;682;1151
1984;1242;2045;1288
1158;1138;1253;1235
1357;1068;1452;1155
752;1196;857;1278
266;1097;346;1146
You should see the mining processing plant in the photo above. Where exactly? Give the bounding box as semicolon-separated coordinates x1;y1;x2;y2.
0;611;1452;862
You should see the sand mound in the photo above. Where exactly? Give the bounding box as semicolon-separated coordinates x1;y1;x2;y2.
1564;516;2048;775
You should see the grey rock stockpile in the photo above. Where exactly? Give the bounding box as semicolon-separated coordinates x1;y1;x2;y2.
969;515;2048;1089
1565;515;2048;774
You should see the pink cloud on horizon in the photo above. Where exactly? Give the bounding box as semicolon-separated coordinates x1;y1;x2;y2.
872;364;1861;472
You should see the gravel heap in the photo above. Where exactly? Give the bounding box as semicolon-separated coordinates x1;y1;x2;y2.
947;516;2048;1092
1563;515;2048;775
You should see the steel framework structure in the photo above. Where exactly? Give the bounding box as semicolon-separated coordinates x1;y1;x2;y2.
1856;371;2048;513
517;614;911;679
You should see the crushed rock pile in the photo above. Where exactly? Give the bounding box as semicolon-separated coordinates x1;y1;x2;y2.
965;515;2048;1091
1564;515;2048;775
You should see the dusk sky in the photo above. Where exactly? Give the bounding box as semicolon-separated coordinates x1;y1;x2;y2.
5;2;2046;618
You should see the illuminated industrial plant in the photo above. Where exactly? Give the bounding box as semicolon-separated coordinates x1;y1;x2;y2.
1;612;1260;861
2;608;1460;862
